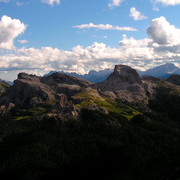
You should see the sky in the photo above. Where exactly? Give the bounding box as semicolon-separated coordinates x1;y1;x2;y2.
0;0;180;80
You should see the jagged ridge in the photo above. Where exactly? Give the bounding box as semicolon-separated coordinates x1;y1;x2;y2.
0;64;179;119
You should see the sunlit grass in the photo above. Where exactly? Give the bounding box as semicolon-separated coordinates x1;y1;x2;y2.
73;88;141;120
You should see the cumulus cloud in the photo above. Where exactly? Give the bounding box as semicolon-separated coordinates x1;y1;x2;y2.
73;23;137;31
0;15;26;49
147;16;180;45
0;16;180;79
108;0;124;7
130;7;147;21
41;0;60;6
0;43;150;76
154;0;180;6
147;16;180;56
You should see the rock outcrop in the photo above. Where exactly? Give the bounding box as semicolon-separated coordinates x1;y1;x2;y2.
41;72;91;96
41;72;90;87
95;65;148;102
0;73;55;107
0;72;91;118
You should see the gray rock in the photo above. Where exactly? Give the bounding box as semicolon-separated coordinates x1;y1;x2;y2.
94;65;147;103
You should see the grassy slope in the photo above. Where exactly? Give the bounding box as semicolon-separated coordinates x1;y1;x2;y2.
0;81;10;95
73;88;141;120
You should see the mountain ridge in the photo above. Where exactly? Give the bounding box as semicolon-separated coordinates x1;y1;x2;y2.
0;64;180;180
0;64;179;120
44;63;180;83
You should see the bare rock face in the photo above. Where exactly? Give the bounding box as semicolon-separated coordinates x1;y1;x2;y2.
0;72;88;118
41;72;91;97
41;72;91;87
111;65;142;84
56;93;78;117
0;73;55;107
95;65;147;102
97;65;142;91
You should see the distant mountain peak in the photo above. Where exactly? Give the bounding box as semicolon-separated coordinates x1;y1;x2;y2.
139;63;180;78
95;65;146;102
157;63;177;70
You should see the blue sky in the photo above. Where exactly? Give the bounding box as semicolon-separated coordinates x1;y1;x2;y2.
0;0;180;80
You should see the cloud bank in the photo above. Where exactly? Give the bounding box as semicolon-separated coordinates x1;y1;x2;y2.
0;16;180;79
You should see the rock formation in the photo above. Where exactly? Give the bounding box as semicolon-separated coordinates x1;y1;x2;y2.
1;64;179;118
0;72;91;118
95;65;148;102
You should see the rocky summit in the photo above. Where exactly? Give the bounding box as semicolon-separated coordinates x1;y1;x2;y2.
0;72;91;118
95;65;148;102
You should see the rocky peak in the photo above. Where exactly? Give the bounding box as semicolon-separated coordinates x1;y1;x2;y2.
41;72;91;87
17;73;40;82
95;65;147;102
0;73;55;108
0;72;90;118
108;65;142;85
97;65;143;91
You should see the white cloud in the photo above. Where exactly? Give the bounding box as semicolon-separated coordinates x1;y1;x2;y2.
154;0;180;6
0;17;180;80
0;15;27;49
108;0;124;7
18;39;28;44
147;16;180;45
130;7;147;21
41;0;60;6
73;23;137;31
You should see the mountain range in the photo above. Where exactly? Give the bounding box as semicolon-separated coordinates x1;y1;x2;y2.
138;63;180;78
0;64;179;119
44;63;180;83
0;64;180;180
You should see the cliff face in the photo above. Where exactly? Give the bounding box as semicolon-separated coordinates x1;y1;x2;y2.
95;65;147;102
0;72;91;117
0;73;55;106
